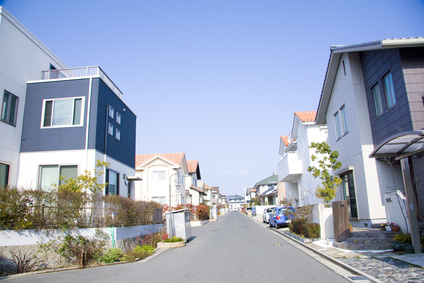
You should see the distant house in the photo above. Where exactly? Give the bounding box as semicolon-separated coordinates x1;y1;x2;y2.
316;37;424;227
228;194;245;210
277;111;328;207
211;186;220;206
135;153;188;207
203;183;213;206
186;160;206;205
254;173;279;205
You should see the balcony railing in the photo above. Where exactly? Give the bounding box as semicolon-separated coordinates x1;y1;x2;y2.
277;152;303;183
42;66;123;98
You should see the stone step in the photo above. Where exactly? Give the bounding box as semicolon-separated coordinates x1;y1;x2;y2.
333;242;392;251
346;237;395;245
350;230;398;239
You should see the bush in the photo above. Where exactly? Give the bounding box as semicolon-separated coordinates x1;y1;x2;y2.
393;232;424;253
163;236;183;243
304;223;321;239
289;219;307;235
134;245;155;254
100;248;125;263
196;204;210;220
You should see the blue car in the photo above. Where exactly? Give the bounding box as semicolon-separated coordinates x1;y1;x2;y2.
269;206;295;229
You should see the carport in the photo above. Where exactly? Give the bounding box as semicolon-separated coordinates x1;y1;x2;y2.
370;130;424;254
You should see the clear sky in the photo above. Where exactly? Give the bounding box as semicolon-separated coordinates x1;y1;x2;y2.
1;0;423;196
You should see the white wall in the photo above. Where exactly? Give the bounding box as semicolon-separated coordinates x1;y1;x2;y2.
326;52;399;225
18;149;135;198
0;8;67;186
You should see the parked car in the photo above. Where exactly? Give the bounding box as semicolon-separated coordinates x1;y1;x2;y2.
246;207;252;215
262;207;276;223
241;207;246;213
269;206;295;229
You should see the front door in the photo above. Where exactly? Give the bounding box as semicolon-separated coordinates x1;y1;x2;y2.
341;171;358;218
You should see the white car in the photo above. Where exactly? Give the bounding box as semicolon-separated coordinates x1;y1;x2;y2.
262;207;276;223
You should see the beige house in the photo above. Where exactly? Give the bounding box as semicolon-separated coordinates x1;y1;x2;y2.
135;153;188;207
186;160;206;205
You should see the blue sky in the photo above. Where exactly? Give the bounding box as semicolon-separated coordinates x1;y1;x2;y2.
1;0;423;196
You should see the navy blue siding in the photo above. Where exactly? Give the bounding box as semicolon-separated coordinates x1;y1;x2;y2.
21;79;89;152
360;49;412;146
91;78;136;168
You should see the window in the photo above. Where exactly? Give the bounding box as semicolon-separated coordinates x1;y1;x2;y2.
151;170;166;181
151;196;166;205
39;165;77;190
372;83;384;116
116;112;121;124
106;169;119;195
383;72;396;108
334;112;342;139
0;163;10;188
42;97;83;127
108;105;114;119
108;123;114;136
116;128;121;141
1;90;18;126
334;105;348;140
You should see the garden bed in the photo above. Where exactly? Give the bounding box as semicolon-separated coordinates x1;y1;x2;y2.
283;230;320;244
157;241;185;249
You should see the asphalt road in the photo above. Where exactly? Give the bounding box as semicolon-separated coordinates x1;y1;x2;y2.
2;212;352;283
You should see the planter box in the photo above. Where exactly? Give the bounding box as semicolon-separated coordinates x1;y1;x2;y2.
283;231;319;244
157;241;185;249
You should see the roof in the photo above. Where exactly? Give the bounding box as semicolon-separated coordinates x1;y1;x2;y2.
294;111;316;123
136;153;185;168
281;136;290;146
189;185;207;195
211;186;219;193
259;187;277;197
316;37;424;124
187;160;201;179
255;173;279;187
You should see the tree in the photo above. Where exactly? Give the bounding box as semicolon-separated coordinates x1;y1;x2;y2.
307;142;342;203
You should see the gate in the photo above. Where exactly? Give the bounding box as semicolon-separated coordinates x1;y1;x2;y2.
332;200;350;242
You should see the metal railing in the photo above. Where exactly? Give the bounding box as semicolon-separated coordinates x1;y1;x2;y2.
41;66;123;98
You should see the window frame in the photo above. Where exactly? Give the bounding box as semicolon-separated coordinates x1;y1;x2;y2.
383;72;396;108
115;128;121;141
0;162;10;188
1;90;19;126
151;170;166;181
105;168;119;195
41;97;84;128
371;83;384;117
38;164;78;190
116;112;121;124
334;111;342;140
108;105;114;119
108;123;114;136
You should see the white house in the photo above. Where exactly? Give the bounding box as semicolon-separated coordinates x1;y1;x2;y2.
0;7;67;188
315;40;417;227
186;160;206;205
277;111;329;207
135;153;189;207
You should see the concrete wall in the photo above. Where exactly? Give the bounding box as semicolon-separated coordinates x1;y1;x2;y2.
312;203;334;240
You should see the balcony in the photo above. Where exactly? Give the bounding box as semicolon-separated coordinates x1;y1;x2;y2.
41;66;123;98
278;152;302;183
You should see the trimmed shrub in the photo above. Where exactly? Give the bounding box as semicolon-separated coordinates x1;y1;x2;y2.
163;236;183;243
289;219;307;235
304;223;321;239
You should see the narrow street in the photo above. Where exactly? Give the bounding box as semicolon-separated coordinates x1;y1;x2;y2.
3;212;354;283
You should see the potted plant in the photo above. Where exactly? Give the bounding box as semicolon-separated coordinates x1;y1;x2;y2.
390;223;400;232
349;223;353;232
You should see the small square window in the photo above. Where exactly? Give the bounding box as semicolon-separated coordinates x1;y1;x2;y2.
108;123;114;136
109;105;114;119
116;128;121;140
116;112;121;124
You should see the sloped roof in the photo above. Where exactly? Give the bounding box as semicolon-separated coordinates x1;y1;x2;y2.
316;37;424;124
190;185;207;195
136;152;185;168
259;187;277;197
255;173;278;186
187;160;201;179
281;136;290;146
294;111;316;123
